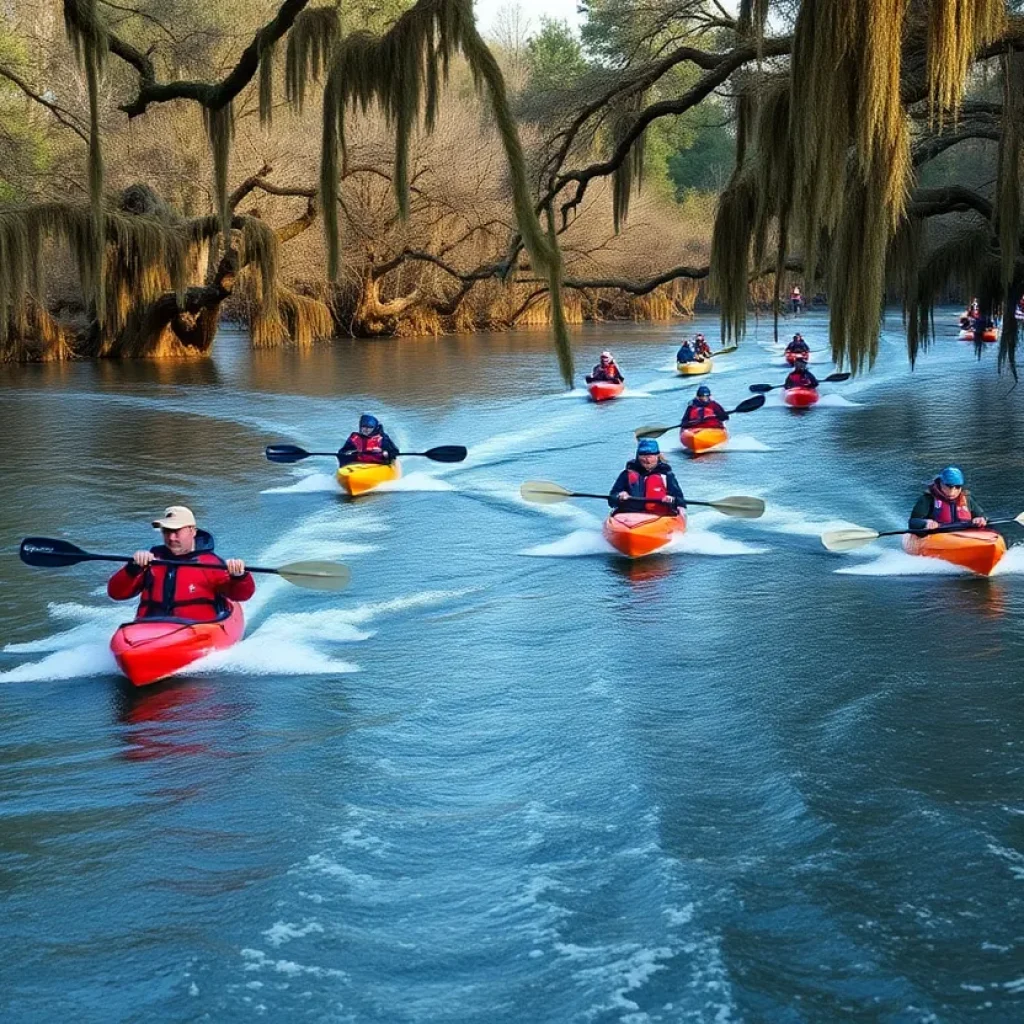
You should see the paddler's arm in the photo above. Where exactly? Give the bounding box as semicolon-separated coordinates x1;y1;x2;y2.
381;433;401;463
608;470;630;508
908;494;937;532
107;555;149;599
967;494;987;526
217;559;256;601
665;472;687;507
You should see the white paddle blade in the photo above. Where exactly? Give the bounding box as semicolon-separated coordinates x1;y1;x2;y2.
520;481;572;505
633;425;673;440
277;560;352;591
710;496;765;519
820;528;880;552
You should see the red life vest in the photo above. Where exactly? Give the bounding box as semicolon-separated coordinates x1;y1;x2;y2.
345;430;386;464
108;553;253;621
929;486;972;525
684;401;724;428
785;370;816;389
627;469;670;514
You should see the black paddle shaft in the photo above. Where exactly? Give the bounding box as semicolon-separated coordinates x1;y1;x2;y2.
20;537;277;575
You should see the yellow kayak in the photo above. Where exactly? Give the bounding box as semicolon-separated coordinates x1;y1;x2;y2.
336;460;402;496
676;359;712;376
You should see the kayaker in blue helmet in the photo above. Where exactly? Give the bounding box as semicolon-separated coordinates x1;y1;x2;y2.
676;339;698;364
338;414;400;466
683;385;729;429
608;438;686;515
908;466;987;531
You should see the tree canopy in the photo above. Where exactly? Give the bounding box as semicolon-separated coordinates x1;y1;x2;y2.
3;0;1024;380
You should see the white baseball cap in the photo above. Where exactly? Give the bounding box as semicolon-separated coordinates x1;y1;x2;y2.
152;505;197;530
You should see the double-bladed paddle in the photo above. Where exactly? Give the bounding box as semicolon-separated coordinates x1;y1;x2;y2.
820;515;1024;553
633;395;765;440
749;372;850;393
520;482;765;518
265;443;467;464
711;345;738;356
19;537;351;591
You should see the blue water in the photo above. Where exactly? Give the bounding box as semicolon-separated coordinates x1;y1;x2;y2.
1;312;1023;1022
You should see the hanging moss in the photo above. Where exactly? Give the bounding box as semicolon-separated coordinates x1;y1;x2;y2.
610;93;647;234
259;40;277;127
285;5;343;111
62;0;108;321
926;0;1005;124
311;0;573;382
202;103;236;244
997;51;1023;292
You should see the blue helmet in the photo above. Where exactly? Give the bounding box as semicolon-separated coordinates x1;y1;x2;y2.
939;465;965;487
636;438;660;457
359;413;380;430
696;385;711;397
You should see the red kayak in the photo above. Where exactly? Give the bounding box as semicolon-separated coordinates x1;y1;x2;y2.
784;386;819;408
784;350;810;365
110;602;245;687
587;380;625;402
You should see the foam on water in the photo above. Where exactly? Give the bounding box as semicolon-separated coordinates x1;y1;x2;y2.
261;472;338;495
0;641;118;683
374;472;456;492
991;544;1024;575
519;524;767;558
834;548;970;575
519;528;613;558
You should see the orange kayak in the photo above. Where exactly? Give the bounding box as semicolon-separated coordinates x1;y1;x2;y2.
588;380;625;402
784;386;819;408
982;328;998;342
602;511;687;558
901;530;1007;576
110;602;245;687
680;426;728;454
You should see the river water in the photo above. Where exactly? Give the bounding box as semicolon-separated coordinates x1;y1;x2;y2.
1;311;1023;1022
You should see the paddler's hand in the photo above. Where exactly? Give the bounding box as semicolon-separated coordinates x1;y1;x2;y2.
226;558;246;577
662;496;676;507
973;517;987;527
616;491;630;503
133;550;154;568
923;519;939;530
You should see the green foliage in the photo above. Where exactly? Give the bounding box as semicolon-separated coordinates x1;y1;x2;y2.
525;18;587;93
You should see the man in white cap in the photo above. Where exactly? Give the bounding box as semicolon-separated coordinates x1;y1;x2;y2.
107;505;254;620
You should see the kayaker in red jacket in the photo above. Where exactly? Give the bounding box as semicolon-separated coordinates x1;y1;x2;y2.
586;351;624;384
608;439;686;515
784;359;818;389
338;414;400;466
107;505;255;621
908;466;987;531
693;334;713;359
683;385;729;429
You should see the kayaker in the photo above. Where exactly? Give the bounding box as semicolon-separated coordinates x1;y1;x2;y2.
1016;298;1024;322
683;385;729;429
785;333;810;358
693;334;713;360
107;506;255;621
585;351;624;384
791;285;803;313
968;298;980;317
784;358;819;390
338;414;400;466
676;340;699;364
608;439;686;516
908;466;987;532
